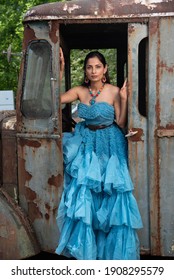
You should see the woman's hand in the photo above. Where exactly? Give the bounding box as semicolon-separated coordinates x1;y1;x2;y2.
119;78;128;101
114;78;128;128
59;47;65;81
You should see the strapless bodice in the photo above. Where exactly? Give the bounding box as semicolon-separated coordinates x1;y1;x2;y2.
78;102;115;126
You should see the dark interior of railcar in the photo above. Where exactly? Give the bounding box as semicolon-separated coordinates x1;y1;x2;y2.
59;22;147;132
60;23;127;131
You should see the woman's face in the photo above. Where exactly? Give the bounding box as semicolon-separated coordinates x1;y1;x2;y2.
85;57;107;83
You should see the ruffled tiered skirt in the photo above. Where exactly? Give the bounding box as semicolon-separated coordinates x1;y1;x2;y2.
56;122;143;259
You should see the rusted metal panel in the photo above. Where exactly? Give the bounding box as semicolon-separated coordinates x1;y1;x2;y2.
0;112;18;200
128;23;150;254
159;136;174;256
148;17;174;256
16;19;63;252
17;137;63;252
0;189;40;259
24;0;174;22
148;17;161;256
156;17;174;256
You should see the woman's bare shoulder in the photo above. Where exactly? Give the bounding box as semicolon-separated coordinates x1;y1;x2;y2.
72;85;87;93
105;83;120;94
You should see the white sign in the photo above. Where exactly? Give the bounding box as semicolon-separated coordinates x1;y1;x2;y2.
0;90;14;110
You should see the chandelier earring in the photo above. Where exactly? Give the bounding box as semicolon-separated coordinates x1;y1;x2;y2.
102;74;106;83
85;76;89;83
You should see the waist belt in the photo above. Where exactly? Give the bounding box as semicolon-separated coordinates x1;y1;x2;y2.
86;123;113;131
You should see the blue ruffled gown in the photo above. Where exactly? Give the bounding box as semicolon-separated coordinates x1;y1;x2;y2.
56;102;143;260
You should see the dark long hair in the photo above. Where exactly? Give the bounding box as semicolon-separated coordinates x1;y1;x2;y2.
82;51;110;87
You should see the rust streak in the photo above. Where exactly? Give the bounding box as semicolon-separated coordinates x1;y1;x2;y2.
154;16;162;255
25;171;32;181
45;213;50;220
48;174;63;187
25;187;37;200
159;60;174;73
45;203;50;210
149;17;159;36
49;21;59;44
166;123;174;129
23;24;37;49
53;206;58;216
28;202;43;223
20;139;41;148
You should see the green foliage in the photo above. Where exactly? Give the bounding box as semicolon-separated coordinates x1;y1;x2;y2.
0;0;62;94
0;0;117;97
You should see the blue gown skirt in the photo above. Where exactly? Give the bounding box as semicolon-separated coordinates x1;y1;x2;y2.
55;102;143;260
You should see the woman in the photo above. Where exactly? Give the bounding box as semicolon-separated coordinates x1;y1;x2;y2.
55;49;143;260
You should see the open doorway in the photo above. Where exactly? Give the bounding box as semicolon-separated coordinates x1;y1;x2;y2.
60;22;128;132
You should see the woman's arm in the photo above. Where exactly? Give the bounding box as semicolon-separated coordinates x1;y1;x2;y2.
61;87;79;104
59;47;65;82
114;78;128;128
59;47;79;104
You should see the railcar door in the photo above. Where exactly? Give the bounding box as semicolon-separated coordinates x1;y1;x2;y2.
16;21;63;253
127;23;149;255
128;19;174;257
148;17;174;257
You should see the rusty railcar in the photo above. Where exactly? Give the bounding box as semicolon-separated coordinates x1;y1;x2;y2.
1;0;174;259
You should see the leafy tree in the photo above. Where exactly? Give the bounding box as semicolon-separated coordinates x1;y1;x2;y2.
0;0;62;94
0;0;117;99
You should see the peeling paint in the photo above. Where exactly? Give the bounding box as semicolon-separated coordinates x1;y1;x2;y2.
134;0;173;8
23;0;174;22
18;138;62;251
63;3;81;14
2;116;16;130
49;21;59;44
25;9;36;17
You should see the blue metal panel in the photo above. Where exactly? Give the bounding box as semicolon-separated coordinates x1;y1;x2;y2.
128;23;150;255
157;17;174;256
148;17;174;256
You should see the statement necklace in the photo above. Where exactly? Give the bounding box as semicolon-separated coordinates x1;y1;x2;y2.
88;83;105;105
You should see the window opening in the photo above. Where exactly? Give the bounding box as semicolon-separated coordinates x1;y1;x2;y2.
21;40;52;119
138;38;148;117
